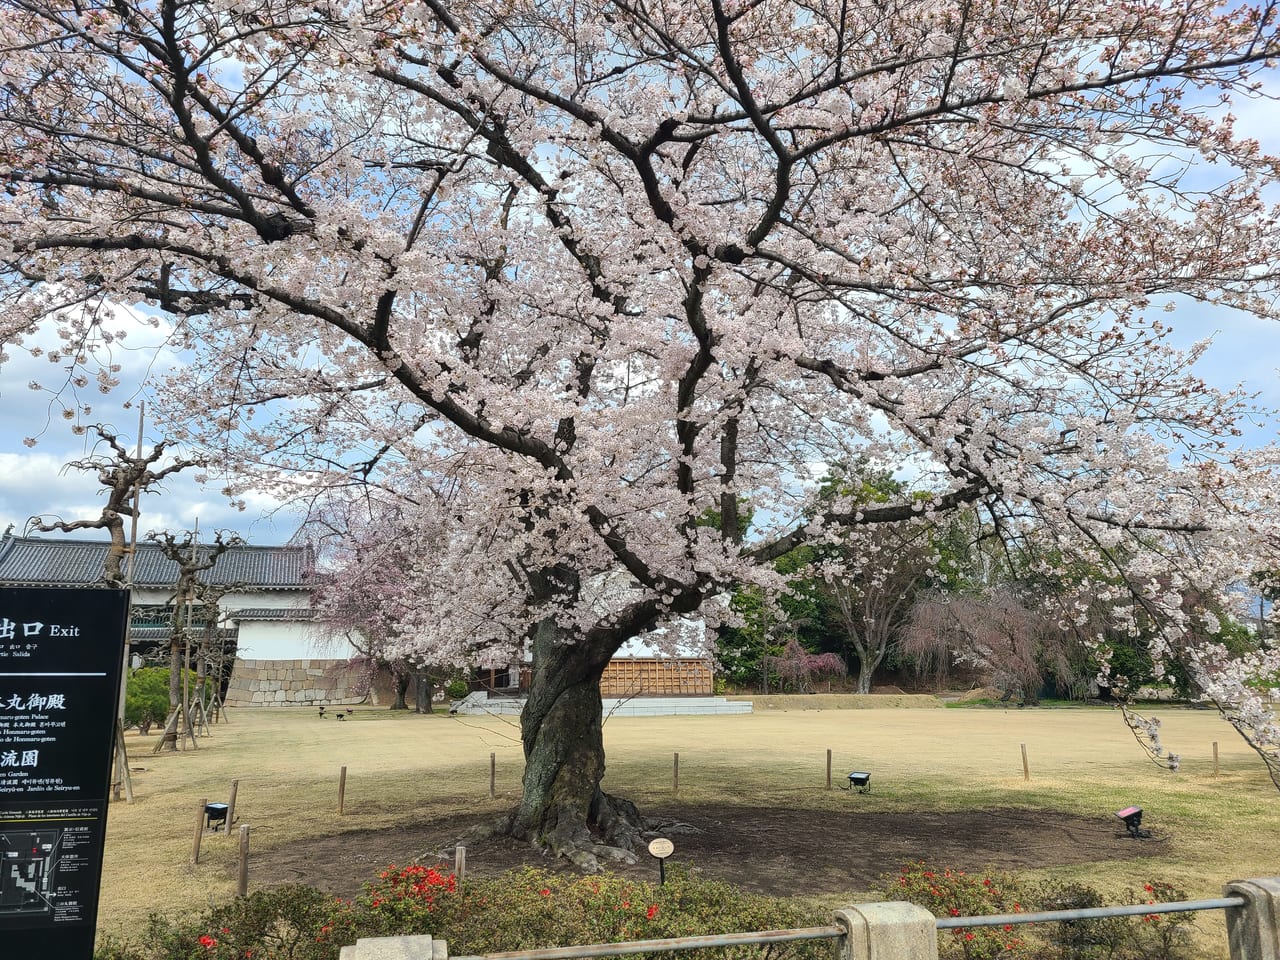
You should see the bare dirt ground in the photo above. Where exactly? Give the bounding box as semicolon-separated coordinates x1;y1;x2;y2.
251;803;1166;900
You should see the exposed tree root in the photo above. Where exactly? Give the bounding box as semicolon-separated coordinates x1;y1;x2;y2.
432;792;654;873
643;816;704;837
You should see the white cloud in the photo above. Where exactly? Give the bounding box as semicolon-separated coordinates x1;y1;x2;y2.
0;308;304;543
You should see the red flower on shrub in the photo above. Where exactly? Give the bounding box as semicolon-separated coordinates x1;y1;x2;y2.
647;904;659;920
199;934;218;948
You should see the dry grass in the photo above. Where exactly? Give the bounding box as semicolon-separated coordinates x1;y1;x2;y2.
101;702;1280;946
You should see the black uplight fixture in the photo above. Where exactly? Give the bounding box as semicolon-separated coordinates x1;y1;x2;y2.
846;771;871;793
1115;805;1149;839
205;802;229;831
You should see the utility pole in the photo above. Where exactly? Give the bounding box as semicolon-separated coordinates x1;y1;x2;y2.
112;403;145;802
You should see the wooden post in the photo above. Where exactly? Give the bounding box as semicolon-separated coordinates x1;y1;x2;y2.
338;766;347;815
113;717;134;803
191;797;207;864
237;825;250;897
225;778;239;834
1214;741;1220;777
673;752;679;794
489;752;496;798
1020;743;1030;781
826;749;833;790
454;844;466;885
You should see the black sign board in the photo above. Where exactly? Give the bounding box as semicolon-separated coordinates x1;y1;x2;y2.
0;587;128;956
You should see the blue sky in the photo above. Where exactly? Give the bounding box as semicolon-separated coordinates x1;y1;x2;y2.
0;308;305;544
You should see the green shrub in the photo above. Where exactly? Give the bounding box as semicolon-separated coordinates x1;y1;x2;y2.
96;860;1196;960
124;667;194;734
96;864;833;960
883;864;1197;960
100;885;350;960
444;679;470;700
1035;878;1195;960
1035;879;1128;960
883;863;1029;960
356;863;831;960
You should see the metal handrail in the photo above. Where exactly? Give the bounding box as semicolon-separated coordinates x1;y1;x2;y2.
451;895;1247;960
451;926;846;960
935;895;1246;929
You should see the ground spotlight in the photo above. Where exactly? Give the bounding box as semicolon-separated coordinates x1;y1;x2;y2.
1115;805;1149;839
845;771;871;794
205;802;229;831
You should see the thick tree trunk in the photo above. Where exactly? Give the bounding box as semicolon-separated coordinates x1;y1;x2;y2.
855;663;874;694
508;617;642;871
390;669;410;710
414;668;434;714
851;631;888;695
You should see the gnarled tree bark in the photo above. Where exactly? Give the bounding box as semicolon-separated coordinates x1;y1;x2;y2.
508;616;643;871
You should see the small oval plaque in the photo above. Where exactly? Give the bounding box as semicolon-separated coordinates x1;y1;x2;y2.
648;837;674;859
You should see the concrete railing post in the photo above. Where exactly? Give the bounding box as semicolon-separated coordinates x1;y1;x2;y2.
1226;878;1280;960
833;902;939;960
338;935;447;960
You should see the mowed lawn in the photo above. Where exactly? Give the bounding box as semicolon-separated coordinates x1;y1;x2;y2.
100;702;1280;942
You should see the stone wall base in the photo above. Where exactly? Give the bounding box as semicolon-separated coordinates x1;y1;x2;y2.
225;658;372;706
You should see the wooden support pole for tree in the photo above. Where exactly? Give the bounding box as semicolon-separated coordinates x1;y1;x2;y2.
489;752;496;798
454;844;466;885
1214;741;1220;777
673;752;679;794
113;717;134;803
1020;743;1030;781
338;766;347;814
191;797;207;864
226;778;239;834
826;748;832;790
237;825;250;897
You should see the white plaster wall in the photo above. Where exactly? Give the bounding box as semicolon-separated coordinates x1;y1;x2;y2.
220;590;310;611
233;621;333;661
129;587;309;612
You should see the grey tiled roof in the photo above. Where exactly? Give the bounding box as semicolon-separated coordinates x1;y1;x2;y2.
0;533;313;590
129;625;238;642
228;607;317;621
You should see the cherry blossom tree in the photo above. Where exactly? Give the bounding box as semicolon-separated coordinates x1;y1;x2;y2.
804;465;962;693
3;0;1280;864
818;526;938;693
905;584;1089;702
763;639;847;693
309;497;490;713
